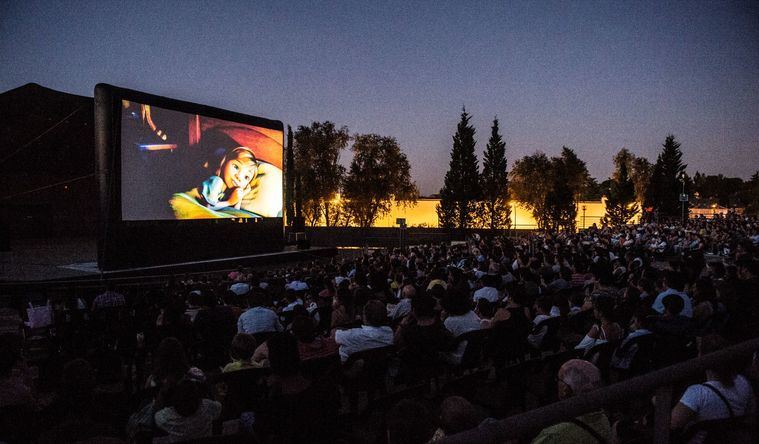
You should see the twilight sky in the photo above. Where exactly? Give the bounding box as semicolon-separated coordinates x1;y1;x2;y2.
1;0;757;195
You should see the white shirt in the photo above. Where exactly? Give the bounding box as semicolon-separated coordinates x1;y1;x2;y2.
651;288;694;318
473;286;500;303
389;298;412;320
680;376;756;422
334;325;393;362
443;311;482;364
237;307;283;334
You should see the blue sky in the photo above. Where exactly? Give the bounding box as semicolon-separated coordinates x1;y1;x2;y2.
1;0;757;194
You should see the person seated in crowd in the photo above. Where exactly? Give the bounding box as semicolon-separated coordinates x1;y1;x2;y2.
0;334;37;409
532;359;612;443
331;285;356;329
435;395;497;439
291;315;338;361
386;399;437;444
223;333;263;372
610;307;655;371
183;290;204;323
652;294;696;338
394;294;453;380
575;295;623;352
389;284;415;321
154;379;221;442
41;358;118;443
651;270;694;318
441;289;482;364
472;273;500;303
475;299;496;328
280;289;304;312
91;281;125;312
670;334;756;440
146;337;205;389
237;292;283;335
334;300;393;362
527;296;555;349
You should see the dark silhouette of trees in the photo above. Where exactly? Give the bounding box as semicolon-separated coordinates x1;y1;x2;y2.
285;125;295;224
510;152;553;230
604;153;639;226
477;118;510;230
437;109;481;229
646;134;687;220
341;134;418;227
293;121;350;226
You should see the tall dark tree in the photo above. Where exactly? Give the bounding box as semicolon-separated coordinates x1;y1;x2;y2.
604;155;639;226
341;134;418;227
284;125;295;224
544;156;577;232
560;146;591;201
647;134;687;220
293;121;350;226
436;109;481;229
478;118;510;230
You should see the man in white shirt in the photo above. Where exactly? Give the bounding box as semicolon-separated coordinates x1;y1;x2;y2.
651;270;693;318
389;285;415;320
472;274;500;304
334;300;393;362
237;293;283;334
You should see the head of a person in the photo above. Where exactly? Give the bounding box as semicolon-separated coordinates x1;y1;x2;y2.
363;300;388;327
229;333;257;362
386;399;437;444
631;307;655;331
267;332;300;376
662;294;684;317
557;359;602;400
535;296;553;316
171;379;202;417
439;396;481;436
402;284;416;300
218;146;258;190
153;337;189;381
411;294;437;320
291;315;316;343
593;296;615;322
475;299;495;319
664;270;686;292
699;334;738;387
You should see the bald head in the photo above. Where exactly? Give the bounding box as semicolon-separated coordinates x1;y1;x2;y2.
558;359;601;397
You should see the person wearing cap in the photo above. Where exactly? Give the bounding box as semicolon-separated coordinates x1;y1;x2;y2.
532;359;612;444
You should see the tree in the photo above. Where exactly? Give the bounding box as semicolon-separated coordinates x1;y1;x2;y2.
436;109;481;229
478;118;511;230
544;156;578;232
510;152;553;230
613;148;652;204
341;134;418;227
559;146;591;202
604;156;639;226
284;125;295;224
647;134;687;220
293;122;350;226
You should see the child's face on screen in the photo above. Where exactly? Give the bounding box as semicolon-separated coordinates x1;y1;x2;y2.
221;152;257;189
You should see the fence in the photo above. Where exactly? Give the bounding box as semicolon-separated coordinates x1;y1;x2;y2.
440;336;759;444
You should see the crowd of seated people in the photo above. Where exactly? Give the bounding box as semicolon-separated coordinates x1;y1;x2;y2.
0;213;757;443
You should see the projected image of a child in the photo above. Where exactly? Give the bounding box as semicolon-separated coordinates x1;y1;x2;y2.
201;147;258;211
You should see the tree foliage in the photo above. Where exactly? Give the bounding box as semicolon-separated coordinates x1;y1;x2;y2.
510;152;553;230
341;134;418;227
284;125;295;224
478;118;510;230
559;146;591;201
613;148;652;204
293;121;349;226
437;109;481;229
647;135;687;220
604;155;639;226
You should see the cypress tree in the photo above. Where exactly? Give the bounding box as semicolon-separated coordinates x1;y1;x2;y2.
436;108;481;229
649;134;687;220
604;158;638;226
285;125;295;223
479;118;510;229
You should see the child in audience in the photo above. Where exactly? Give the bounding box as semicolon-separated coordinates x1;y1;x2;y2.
223;333;263;372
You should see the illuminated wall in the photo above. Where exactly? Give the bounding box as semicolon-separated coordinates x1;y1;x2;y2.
363;198;638;228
